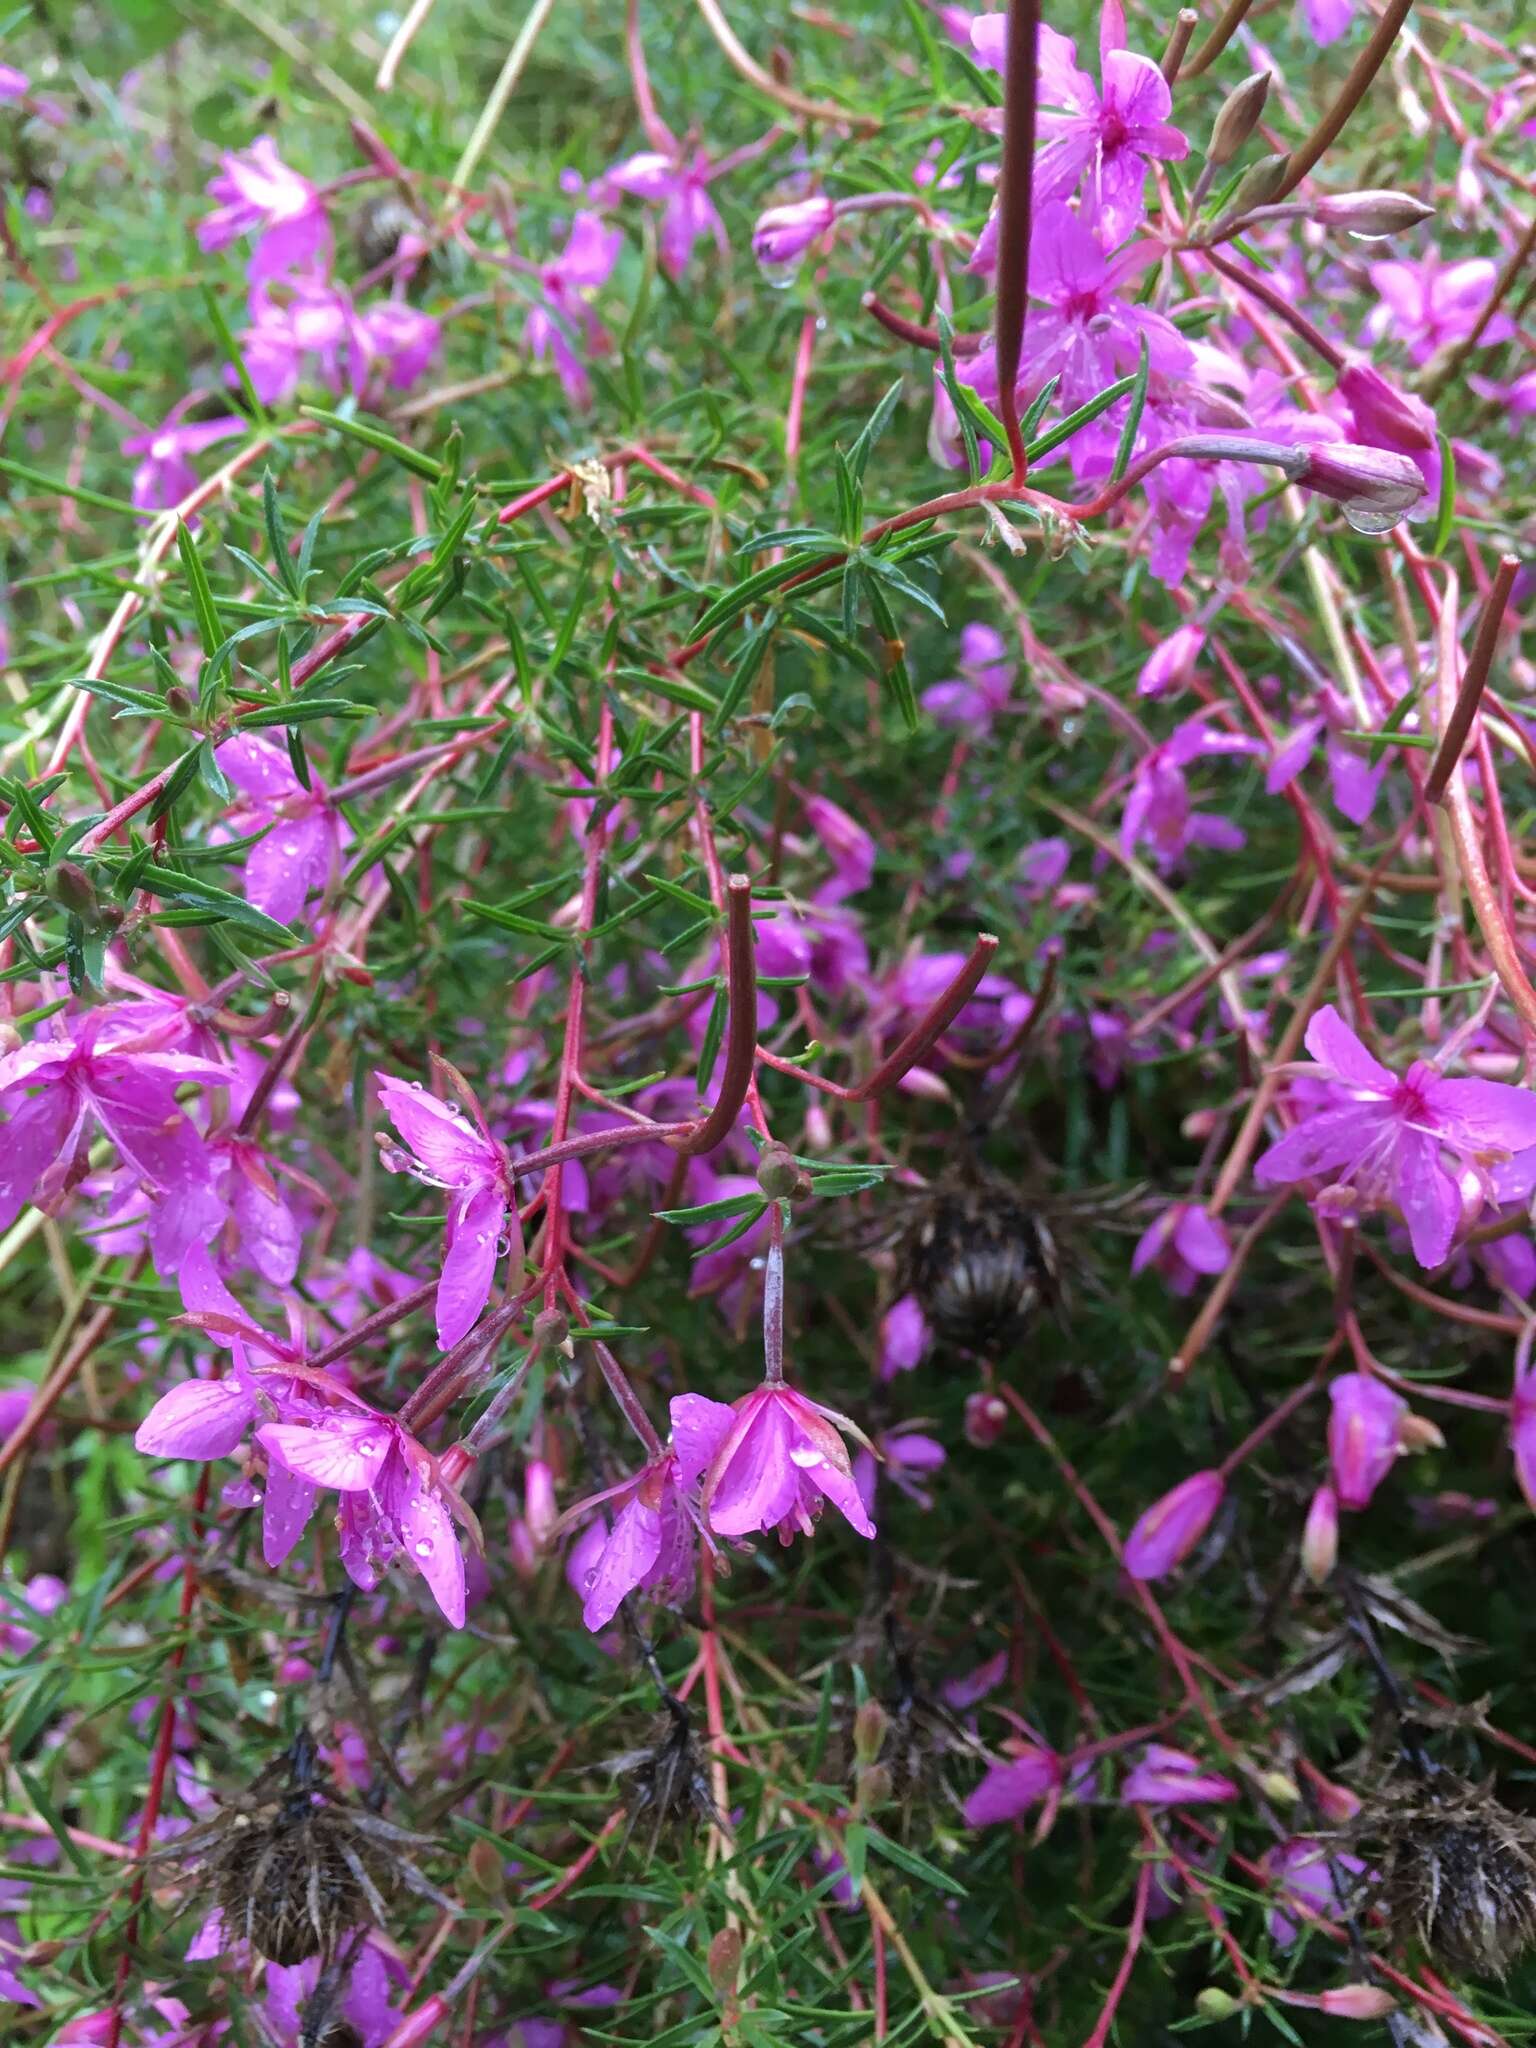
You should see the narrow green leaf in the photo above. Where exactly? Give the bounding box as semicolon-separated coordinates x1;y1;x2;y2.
1110;332;1151;485
1429;430;1456;556
174;520;224;661
299;406;444;481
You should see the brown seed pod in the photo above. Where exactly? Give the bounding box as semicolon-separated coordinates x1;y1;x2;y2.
1351;1769;1536;1980
351;193;423;273
902;1167;1060;1356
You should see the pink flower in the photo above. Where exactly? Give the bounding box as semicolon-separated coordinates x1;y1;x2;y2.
0;1013;230;1240
121;409;246;513
238;278;369;406
1365;250;1517;365
1328;1373;1407;1510
700;1382;875;1543
196;137;330;283
879;1293;930;1378
216;733;350;930
1300;0;1355;43
1131;1202;1230;1296
1119;713;1260;871
1253;1005;1536;1266
259;1401;471;1625
972;6;1188;242
376;1069;522;1349
1123;1469;1225;1580
964;1745;1062;1826
751;196;834;270
921;622;1020;733
1302;1482;1339;1582
526;211;621;407
606;148;726;280
1266;1838;1368;1945
1136;624;1205;699
359;300;441;393
1121;1743;1238;1806
855;1426;946;1514
1512;1366;1536;1514
0;64;29;100
803;791;876;903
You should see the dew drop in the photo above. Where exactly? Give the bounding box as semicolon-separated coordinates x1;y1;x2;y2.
414;1538;433;1559
582;1568;597;1590
495;1233;512;1256
1342;500;1407;535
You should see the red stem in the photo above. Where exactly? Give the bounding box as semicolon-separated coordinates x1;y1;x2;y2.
992;0;1040;480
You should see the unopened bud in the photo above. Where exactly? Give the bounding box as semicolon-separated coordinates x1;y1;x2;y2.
1222;151;1289;217
524;1458;557;1546
1258;1769;1300;1806
1302;1483;1339;1585
531;1307;570;1356
468;1836;505;1900
1312;189;1435;239
1397;1412;1445;1454
1195;1987;1242;2020
1208;71;1271;167
1336;361;1436;453
756;1143;802;1200
1320;1984;1396;2020
751;195;835;269
163;684;196;718
964;1392;1009;1448
44;860;98;919
1297;443;1426;532
0;1020;21;1057
855;1762;892;1815
853;1699;889;1767
1312;1775;1361;1825
707;1927;742;1996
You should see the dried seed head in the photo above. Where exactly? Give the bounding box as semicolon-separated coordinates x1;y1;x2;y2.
1353;1770;1536;1980
608;1704;719;1850
904;1171;1057;1356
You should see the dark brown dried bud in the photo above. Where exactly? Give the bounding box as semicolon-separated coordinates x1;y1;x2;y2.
531;1307;570;1355
44;861;97;919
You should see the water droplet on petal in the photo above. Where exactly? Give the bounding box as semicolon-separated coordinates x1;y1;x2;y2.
495;1234;512;1256
414;1538;433;1559
1343;500;1406;535
790;1447;824;1469
582;1568;597;1590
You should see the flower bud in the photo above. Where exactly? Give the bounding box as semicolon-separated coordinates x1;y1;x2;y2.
751;196;835;269
1312;189;1435;238
1207;72;1272;168
531;1307;571;1356
1311;1775;1361;1825
524;1458;557;1546
1195;1988;1242;2021
756;1143;804;1200
853;1699;889;1767
162;684;196;719
1297;443;1426;532
1258;1769;1300;1806
964;1392;1008;1447
44;860;98;919
707;1926;742;1996
1336;361;1436;453
855;1762;893;1815
1398;1411;1445;1454
1328;1373;1407;1509
1319;1984;1396;2020
468;1835;506;1900
1137;623;1205;699
1123;1469;1225;1582
1301;1483;1339;1584
1222;151;1289;217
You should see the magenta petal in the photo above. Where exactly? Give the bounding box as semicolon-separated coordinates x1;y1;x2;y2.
215;733;301;803
811;1454;877;1539
1424;1077;1536;1154
964;1749;1059;1826
136;1377;254;1460
1253;1105;1378;1186
581;1495;664;1631
1123;1470;1224;1581
707;1395;798;1536
1303;1005;1394;1092
436;1182;505;1349
261;1460;319;1567
668;1391;738;1493
376;1074;498;1182
1171;1207;1230;1276
1393;1127;1460;1268
399;1484;465;1626
242;811;331;930
0;1085;80;1230
258;1416;389;1491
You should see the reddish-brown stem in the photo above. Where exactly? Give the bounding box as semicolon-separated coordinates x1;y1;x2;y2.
676;873;757;1155
992;0;1040;480
1425;553;1521;804
1275;0;1416;198
1181;0;1255;79
1160;7;1199;83
852;933;1000;1099
861;293;984;356
1197;247;1346;371
1080;1857;1154;2048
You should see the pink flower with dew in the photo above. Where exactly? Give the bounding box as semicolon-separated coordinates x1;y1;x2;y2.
216;732;350;932
964;1744;1062;1826
1364;249;1517;366
1253;1005;1536;1267
1327;1372;1407;1511
195;137;330;283
1265;1838;1369;1946
879;1293;930;1379
751;195;834;272
0;1012;231;1241
567;1392;735;1631
1123;1469;1225;1581
700;1382;875;1544
971;4;1188;242
1121;1744;1238;1806
376;1069;523;1350
120;409;246;513
259;1399;473;1626
921;622;1020;733
1297;442;1427;532
606;148;727;281
1131;1202;1230;1297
